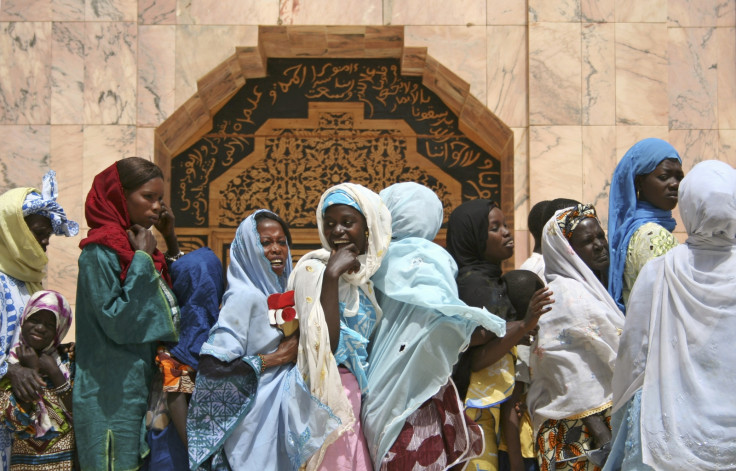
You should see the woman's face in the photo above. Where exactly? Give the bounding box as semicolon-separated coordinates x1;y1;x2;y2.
483;207;514;264
125;177;164;229
322;204;368;255
636;158;684;211
257;218;289;276
24;214;53;252
22;309;56;351
570;218;609;272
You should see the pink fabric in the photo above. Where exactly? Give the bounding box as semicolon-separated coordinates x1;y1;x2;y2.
318;367;372;471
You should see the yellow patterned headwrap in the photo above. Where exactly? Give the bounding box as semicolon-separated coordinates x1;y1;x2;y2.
0;187;47;293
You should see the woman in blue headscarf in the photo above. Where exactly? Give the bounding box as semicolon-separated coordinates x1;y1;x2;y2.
363;182;507;470
187;210;339;471
607;138;684;313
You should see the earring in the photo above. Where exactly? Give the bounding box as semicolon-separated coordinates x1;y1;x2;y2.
364;230;369;238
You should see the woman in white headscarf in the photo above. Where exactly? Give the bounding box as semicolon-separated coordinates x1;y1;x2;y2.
288;183;392;470
604;160;736;471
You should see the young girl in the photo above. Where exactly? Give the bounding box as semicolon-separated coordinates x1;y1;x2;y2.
0;290;75;471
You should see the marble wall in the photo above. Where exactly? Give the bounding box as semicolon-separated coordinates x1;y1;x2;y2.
1;0;734;334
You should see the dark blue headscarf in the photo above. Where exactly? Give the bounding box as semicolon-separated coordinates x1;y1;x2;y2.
607;138;681;313
169;247;224;369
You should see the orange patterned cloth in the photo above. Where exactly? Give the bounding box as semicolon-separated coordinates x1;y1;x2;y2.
155;346;196;394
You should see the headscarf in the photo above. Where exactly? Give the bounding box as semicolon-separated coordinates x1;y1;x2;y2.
0;171;77;293
379;182;444;241
607;138;681;313
8;290;72;437
446;199;500;277
169;248;224;370
79;161;170;285
611;160;736;470
201;210;292;363
527;206;624;434
363;183;505;465
556;203;597;239
288;183;391;470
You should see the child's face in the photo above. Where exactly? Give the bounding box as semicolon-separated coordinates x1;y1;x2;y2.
22;310;56;352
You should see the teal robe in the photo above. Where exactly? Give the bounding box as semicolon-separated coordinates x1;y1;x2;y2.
73;244;179;470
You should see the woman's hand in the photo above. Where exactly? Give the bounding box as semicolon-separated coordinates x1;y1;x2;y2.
127;224;157;254
522;288;554;332
154;202;180;256
57;342;75;361
17;345;40;370
325;243;361;278
6;363;44;403
264;332;299;367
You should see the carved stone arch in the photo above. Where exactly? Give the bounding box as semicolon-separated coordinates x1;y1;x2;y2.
155;25;514;267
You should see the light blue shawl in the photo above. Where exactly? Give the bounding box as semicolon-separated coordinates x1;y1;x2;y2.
607;138;681;313
362;183;506;466
191;210;339;471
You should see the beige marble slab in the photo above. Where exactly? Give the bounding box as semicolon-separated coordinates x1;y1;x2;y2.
0;0;51;20
174;25;257;108
529;125;583;205
614;126;669;159
139;0;176;24
615;0;666;22
582;125;616;226
583;23;614;125
85;0;136;21
581;0;614;22
136;126;155;160
529;22;582;125
51;22;85;124
388;0;486;25
52;0;85;20
138;25;176;126
84;22;137;125
177;0;278;25
668;27;718;129
405;26;487;105
529;0;581;22
668;129;719;170
668;0;735;26
0;125;51;192
513;229;531;269
278;0;381;24
487;0;527;25
81;125;136;201
512;127;529;231
717;27;736;128
615;23;668;126
487;26;527;127
718;130;736;167
0;22;51;124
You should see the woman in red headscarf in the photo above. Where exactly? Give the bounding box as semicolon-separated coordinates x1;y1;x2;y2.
72;157;181;470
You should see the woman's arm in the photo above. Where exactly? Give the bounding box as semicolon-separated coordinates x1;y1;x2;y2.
320;244;361;352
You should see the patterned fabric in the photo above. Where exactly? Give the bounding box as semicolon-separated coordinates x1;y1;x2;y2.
466;351;516;410
602;390;652;471
0;272;25;471
156;346;195;394
556;204;597;239
621;222;678;306
536;409;611;471
323;189;363;215
21;171;79;237
333;292;376;391
381;381;483;471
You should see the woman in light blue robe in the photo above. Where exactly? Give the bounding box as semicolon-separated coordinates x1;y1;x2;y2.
187;210;339;471
363;182;507;469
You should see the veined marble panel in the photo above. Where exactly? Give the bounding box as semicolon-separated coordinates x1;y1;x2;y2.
668;0;735;26
82;125;136;202
581;0;614;22
669;129;719;169
51;22;85;124
174;25;257;108
582;125;616;226
139;0;176;24
668;27;717;130
0;125;50;192
513;127;529;231
615;0;666;22
85;0;136;21
487;26;527;127
514;229;531;269
52;0;85;20
717;27;736;128
278;0;381;24
529;0;581;22
0;22;51;124
615;126;669;160
84;22;137;125
487;0;527;25
529;125;583;205
615;23;668;126
0;0;51;20
718;130;736;167
136;126;155;160
138;25;176;126
529;22;582;125
582;23;614;125
177;0;278;25
388;0;485;25
405;26;487;105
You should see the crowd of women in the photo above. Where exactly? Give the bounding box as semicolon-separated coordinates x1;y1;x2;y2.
0;137;733;471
